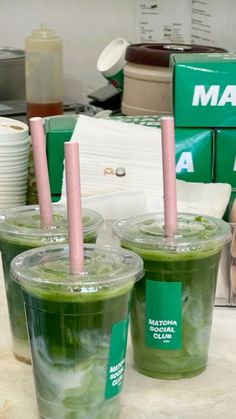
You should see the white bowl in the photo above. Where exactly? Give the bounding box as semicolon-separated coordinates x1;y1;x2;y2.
0;174;28;182
0;137;29;144
0;185;28;192
0;148;29;160
0;189;28;195
0;192;26;203
0;137;29;146
0;138;29;145
0;160;28;167
0;166;28;174
0;140;30;153
0;153;28;161
0;202;27;210
0;160;29;169
0;117;29;136
0;164;28;172
0;169;28;175
0;199;27;207
0;184;28;192
0;177;27;183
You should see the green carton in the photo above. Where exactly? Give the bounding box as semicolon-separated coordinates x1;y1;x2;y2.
45;115;77;199
215;129;236;187
110;116;213;181
172;53;236;128
175;129;213;182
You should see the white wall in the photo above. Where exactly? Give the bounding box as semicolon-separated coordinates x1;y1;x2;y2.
1;0;235;105
0;0;137;103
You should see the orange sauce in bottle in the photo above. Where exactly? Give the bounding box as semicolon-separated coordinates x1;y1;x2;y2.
27;102;63;122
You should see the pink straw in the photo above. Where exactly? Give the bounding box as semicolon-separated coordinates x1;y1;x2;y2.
160;116;177;237
29;117;53;227
64;142;84;274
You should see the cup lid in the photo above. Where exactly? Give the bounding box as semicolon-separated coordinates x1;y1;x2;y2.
113;213;231;253
125;43;228;67
11;244;144;296
30;23;60;40
0;204;103;243
0;116;29;135
97;38;129;77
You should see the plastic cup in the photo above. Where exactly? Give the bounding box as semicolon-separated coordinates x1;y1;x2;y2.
0;204;103;364
216;222;236;306
113;213;231;379
11;243;143;419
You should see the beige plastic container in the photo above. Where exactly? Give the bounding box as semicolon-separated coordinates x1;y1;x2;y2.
122;43;227;116
122;62;172;116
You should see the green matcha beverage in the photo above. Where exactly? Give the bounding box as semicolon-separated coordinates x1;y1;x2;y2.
113;213;231;379
0;204;103;363
11;243;143;419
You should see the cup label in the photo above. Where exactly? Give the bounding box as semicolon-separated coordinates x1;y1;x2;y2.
106;68;124;91
105;318;129;399
145;280;182;350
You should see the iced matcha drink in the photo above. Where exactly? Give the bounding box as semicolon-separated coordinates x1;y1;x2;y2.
11;244;143;419
0;204;103;363
113;213;231;379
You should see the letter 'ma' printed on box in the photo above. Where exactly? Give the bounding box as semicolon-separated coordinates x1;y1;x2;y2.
172;53;236;128
175;128;213;182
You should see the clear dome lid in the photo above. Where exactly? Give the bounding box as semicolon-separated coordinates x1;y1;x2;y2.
0;204;103;245
113;213;231;253
11;244;144;297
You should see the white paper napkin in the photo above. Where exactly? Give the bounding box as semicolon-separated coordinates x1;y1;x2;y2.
60;115;231;219
176;179;231;218
60;114;164;200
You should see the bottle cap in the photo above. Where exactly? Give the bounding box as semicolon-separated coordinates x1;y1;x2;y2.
31;23;59;40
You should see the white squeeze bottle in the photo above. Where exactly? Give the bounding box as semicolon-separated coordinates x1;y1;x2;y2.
25;23;63;121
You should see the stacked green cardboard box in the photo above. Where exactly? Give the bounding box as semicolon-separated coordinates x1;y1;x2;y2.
172;53;236;219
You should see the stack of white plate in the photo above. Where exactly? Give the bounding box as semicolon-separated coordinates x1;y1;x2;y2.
0;117;29;209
